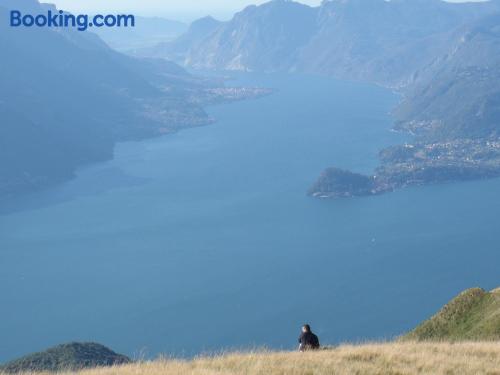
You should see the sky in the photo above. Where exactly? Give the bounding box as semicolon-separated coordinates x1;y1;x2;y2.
48;0;319;20
49;0;488;22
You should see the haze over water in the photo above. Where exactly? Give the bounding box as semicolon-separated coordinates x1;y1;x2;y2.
1;73;499;361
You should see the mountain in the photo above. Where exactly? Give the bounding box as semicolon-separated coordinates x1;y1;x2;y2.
0;342;130;373
0;0;228;198
186;1;317;72
133;16;223;64
92;17;187;52
136;1;319;71
296;0;500;85
394;13;500;141
403;287;500;341
157;0;499;80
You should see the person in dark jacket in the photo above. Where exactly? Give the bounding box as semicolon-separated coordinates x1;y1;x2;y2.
298;324;320;351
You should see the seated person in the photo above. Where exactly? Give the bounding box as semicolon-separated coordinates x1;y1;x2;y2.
298;324;320;351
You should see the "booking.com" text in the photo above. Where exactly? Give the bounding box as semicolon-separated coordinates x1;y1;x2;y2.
10;10;135;31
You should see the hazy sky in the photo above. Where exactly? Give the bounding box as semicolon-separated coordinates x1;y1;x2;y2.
49;0;488;22
49;0;317;20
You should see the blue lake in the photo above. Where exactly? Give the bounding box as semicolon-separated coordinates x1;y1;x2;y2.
1;73;499;361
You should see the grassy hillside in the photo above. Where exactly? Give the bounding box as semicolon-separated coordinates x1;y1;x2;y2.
5;343;500;375
3;287;499;374
403;287;500;341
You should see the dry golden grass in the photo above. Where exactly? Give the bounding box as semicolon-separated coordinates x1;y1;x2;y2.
10;342;500;375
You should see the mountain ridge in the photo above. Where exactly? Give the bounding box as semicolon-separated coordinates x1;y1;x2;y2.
155;0;500;197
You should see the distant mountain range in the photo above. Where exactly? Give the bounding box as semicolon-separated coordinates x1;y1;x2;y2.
139;0;500;196
92;17;187;52
142;0;499;84
133;16;223;63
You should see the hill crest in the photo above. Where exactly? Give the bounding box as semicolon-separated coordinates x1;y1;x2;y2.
403;287;500;341
0;342;130;373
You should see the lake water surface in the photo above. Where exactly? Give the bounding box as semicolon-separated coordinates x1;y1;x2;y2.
1;73;499;361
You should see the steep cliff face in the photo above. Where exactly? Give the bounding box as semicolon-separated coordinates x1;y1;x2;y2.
186;0;317;72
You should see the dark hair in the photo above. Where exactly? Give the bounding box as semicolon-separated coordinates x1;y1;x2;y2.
302;324;311;332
